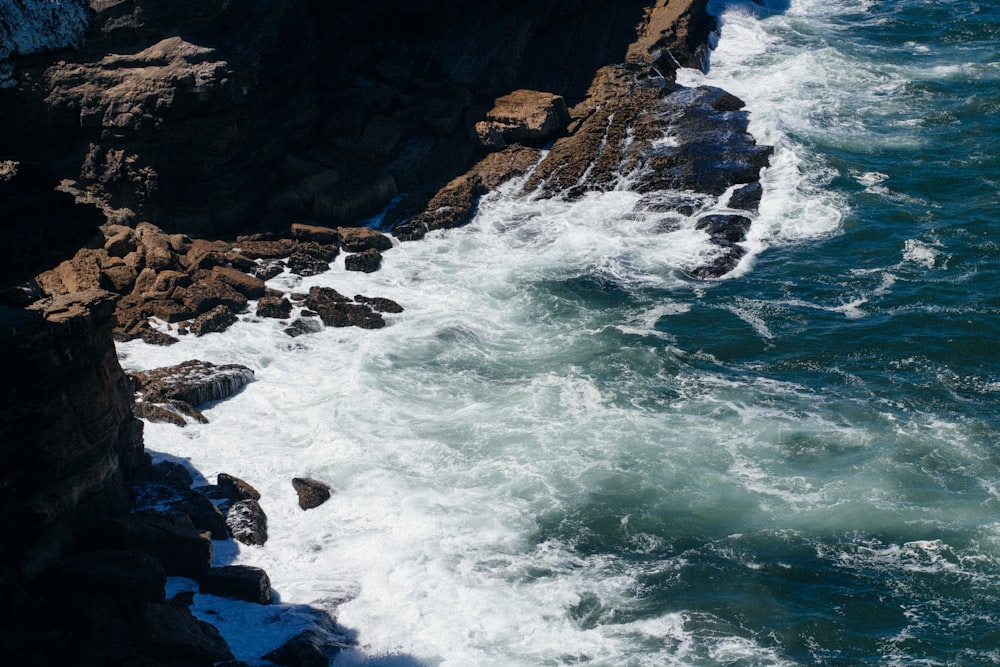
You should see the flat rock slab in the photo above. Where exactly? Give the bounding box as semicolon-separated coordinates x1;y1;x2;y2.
130;359;254;425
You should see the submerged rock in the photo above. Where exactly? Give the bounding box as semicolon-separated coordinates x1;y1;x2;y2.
226;499;268;546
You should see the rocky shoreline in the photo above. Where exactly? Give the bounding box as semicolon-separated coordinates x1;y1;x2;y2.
1;1;771;664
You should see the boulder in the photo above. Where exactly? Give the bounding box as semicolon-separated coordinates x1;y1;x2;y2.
284;317;324;338
694;214;752;244
226;499;268;546
181;277;248;316
475;89;570;149
104;227;139;258
210;265;266;299
189;304;238;336
336;226;393;253
131;360;255;408
287;242;339;277
344;248;382;273
728;182;764;212
291;478;332;510
199;565;272;604
215;473;261;502
257;294;292;319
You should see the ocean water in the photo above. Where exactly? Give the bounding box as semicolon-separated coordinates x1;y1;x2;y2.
117;0;1000;664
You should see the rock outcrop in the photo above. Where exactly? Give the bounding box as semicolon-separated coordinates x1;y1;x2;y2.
130;359;255;426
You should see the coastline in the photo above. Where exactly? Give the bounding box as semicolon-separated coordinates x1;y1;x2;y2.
0;1;774;664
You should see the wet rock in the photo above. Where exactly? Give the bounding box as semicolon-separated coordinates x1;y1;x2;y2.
226;499;268;546
292;478;332;510
284;317;324;338
200;565;272;604
181;277;248;316
344;248;382;273
304;287;384;329
354;295;404;313
189;304;238;336
728;182;764;212
257;294;292;319
131;360;255;408
287;242;339;277
690;239;748;280
695;214;752;244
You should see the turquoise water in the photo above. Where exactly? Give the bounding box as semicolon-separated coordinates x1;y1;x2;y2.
123;0;1000;664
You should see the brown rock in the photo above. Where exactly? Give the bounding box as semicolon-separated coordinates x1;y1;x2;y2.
354;295;404;313
304;287;384;329
215;473;261;502
181;277;248;316
291;222;339;244
210;265;266;299
287;242;339;277
104;227;139;258
235;239;297;260
257;294;292;319
36;247;107;295
189;304;238;336
344;248;382;273
100;263;138;293
475;89;570;149
291;477;332;510
337;226;393;252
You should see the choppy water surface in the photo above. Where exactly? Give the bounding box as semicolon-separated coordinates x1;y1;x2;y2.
119;0;1000;664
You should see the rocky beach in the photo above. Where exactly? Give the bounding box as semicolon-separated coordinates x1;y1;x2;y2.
0;1;777;664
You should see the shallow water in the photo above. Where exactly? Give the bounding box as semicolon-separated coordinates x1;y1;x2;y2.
119;0;1000;664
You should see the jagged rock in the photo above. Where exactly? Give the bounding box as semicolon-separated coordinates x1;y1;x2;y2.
292;478;332;510
200;565;272;604
132;360;254;408
344;248;382;273
475;89;570;150
236;239;298;260
257;294;292;319
304;287;384;329
284;317;324;338
291;222;339;244
695;214;753;244
226;499;268;546
104;227;139;258
354;295;404;313
263;629;337;667
728;182;764;212
336;226;393;252
287;242;339;277
189;304;238;336
36;247;107;295
141;601;235;664
395;145;541;240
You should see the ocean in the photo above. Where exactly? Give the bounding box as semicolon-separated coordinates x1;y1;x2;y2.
117;0;1000;664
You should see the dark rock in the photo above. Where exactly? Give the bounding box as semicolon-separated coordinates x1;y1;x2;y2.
237;239;298;260
690;239;748;279
200;565;273;604
189;304;238;336
252;260;286;281
209;266;266;299
728;182;764;212
287;242;339;277
345;248;382;273
284;317;324;338
263;629;336;667
141;601;235;664
695;214;753;244
171;491;230;540
226;499;268;546
292;478;332;510
257;294;293;319
38;549;166;605
354;295;404;313
216;473;262;502
304;287;384;329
